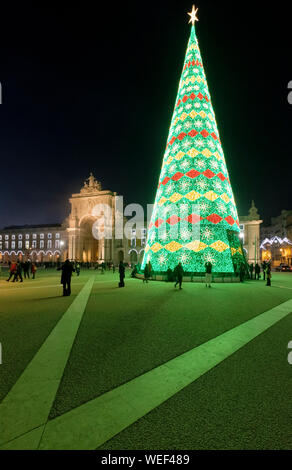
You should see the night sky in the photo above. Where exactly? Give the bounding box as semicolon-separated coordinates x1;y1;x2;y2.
0;1;291;228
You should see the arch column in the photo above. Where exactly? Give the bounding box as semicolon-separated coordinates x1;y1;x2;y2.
67;228;81;261
98;238;105;261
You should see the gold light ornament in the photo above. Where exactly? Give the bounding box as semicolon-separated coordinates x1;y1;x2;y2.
188;5;199;26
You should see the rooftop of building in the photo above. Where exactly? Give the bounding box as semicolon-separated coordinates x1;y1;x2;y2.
1;223;63;231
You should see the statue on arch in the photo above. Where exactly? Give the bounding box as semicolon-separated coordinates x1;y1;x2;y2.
249;201;260;221
81;173;102;193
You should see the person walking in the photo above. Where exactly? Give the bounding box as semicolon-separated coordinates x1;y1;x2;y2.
143;263;150;284
21;262;25;277
174;263;184;290
131;265;138;279
205;261;213;288
148;261;153;280
31;263;37;279
23;261;30;279
266;265;272;287
239;262;245;283
166;267;173;283
27;261;31;278
75;262;81;277
262;262;267;281
119;261;125;288
6;261;17;282
255;263;261;280
13;261;23;283
58;259;75;296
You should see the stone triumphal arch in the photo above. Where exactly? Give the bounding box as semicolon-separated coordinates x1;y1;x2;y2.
67;173;125;263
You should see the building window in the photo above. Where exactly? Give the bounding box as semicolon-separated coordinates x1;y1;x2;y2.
12;234;15;240
5;235;9;240
5;241;9;249
40;234;44;239
18;241;22;249
48;233;52;239
11;241;16;249
18;234;22;240
40;240;44;249
131;237;136;248
47;240;52;249
25;241;30;249
25;234;30;240
55;240;60;249
56;233;60;239
32;241;37;249
0;235;2;240
0;243;2;249
33;234;37;239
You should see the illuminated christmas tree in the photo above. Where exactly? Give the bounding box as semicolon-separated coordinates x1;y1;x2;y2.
142;6;244;274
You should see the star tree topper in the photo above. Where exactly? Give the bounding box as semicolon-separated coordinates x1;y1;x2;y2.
188;5;199;26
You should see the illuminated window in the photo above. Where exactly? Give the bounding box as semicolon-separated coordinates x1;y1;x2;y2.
18;234;22;240
33;234;37;239
26;234;30;240
56;233;60;239
40;240;44;249
0;235;2;240
25;241;29;249
11;241;15;249
0;242;2;249
18;241;22;249
5;235;9;240
40;234;44;239
32;241;37;248
12;234;15;240
48;233;52;239
55;240;60;249
5;241;9;249
47;240;52;249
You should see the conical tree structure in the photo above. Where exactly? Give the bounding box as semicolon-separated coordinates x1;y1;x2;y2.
142;15;243;274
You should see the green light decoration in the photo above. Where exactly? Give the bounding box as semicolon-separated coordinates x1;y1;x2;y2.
142;6;245;274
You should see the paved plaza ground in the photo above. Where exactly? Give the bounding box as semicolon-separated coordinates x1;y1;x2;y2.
0;267;291;450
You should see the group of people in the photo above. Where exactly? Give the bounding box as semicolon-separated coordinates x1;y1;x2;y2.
137;260;273;289
247;261;272;286
6;260;37;283
4;256;274;297
140;261;213;290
